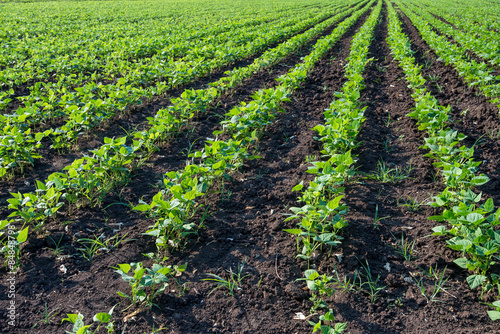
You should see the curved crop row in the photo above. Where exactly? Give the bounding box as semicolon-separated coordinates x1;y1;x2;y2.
0;1;319;87
407;0;500;32
409;0;500;66
0;7;332;120
134;1;375;253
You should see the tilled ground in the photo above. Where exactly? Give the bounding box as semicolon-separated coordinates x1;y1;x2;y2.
1;2;499;334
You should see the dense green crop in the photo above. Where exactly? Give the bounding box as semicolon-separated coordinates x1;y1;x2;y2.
2;0;500;332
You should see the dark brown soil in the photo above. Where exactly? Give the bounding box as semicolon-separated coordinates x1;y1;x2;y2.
0;5;352;202
1;3;499;334
396;8;500;204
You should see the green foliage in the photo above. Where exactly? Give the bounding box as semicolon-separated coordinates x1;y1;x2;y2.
390;233;417;262
202;259;249;297
299;269;336;313
369;159;413;183
61;306;115;334
387;0;500;317
400;0;500;110
114;261;186;310
0;0;358;177
412;267;449;303
356;260;386;303
485;301;500;321
285;0;380;263
0;222;29;269
309;309;347;334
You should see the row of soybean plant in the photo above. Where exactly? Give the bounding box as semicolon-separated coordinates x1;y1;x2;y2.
410;0;500;66
0;0;370;281
395;0;500;113
0;1;350;177
388;0;500;320
408;0;500;31
0;2;315;88
285;2;381;333
102;2;375;331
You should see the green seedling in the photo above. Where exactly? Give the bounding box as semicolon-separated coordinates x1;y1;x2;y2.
383;113;393;127
356;259;386;303
373;204;390;229
486;128;500;141
62;306;115;334
426;73;440;83
309;308;347;334
413;275;428;302
46;235;69;257
397;195;428;212
77;233;132;262
76;238;101;263
390;233;417;262
134;164;214;250
0;222;29;269
369;159;413;183
285;192;348;260
381;138;393;153
430;198;500;296
331;263;357;292
0;126;46;177
202;259;249;297
144;323;168;334
434;82;444;93
8;182;64;230
172;279;190;297
388;297;404;308
114;261;186;310
305;155;318;163
412;267;449;303
298;269;336;314
38;302;61;325
257;275;264;288
420;264;442;280
377;64;387;73
484;300;500;321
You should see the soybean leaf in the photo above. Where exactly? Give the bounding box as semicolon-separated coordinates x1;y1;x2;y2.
466;274;487;289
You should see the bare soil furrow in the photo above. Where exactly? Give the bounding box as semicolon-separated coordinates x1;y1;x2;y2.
318;4;496;333
396;8;500;203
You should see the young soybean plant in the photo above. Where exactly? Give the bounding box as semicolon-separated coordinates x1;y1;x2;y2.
0;222;29;269
298;269;336;314
114;261;186;310
309;309;347;334
62;306;115;334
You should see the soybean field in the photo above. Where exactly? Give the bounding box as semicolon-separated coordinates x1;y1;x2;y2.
1;0;500;333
